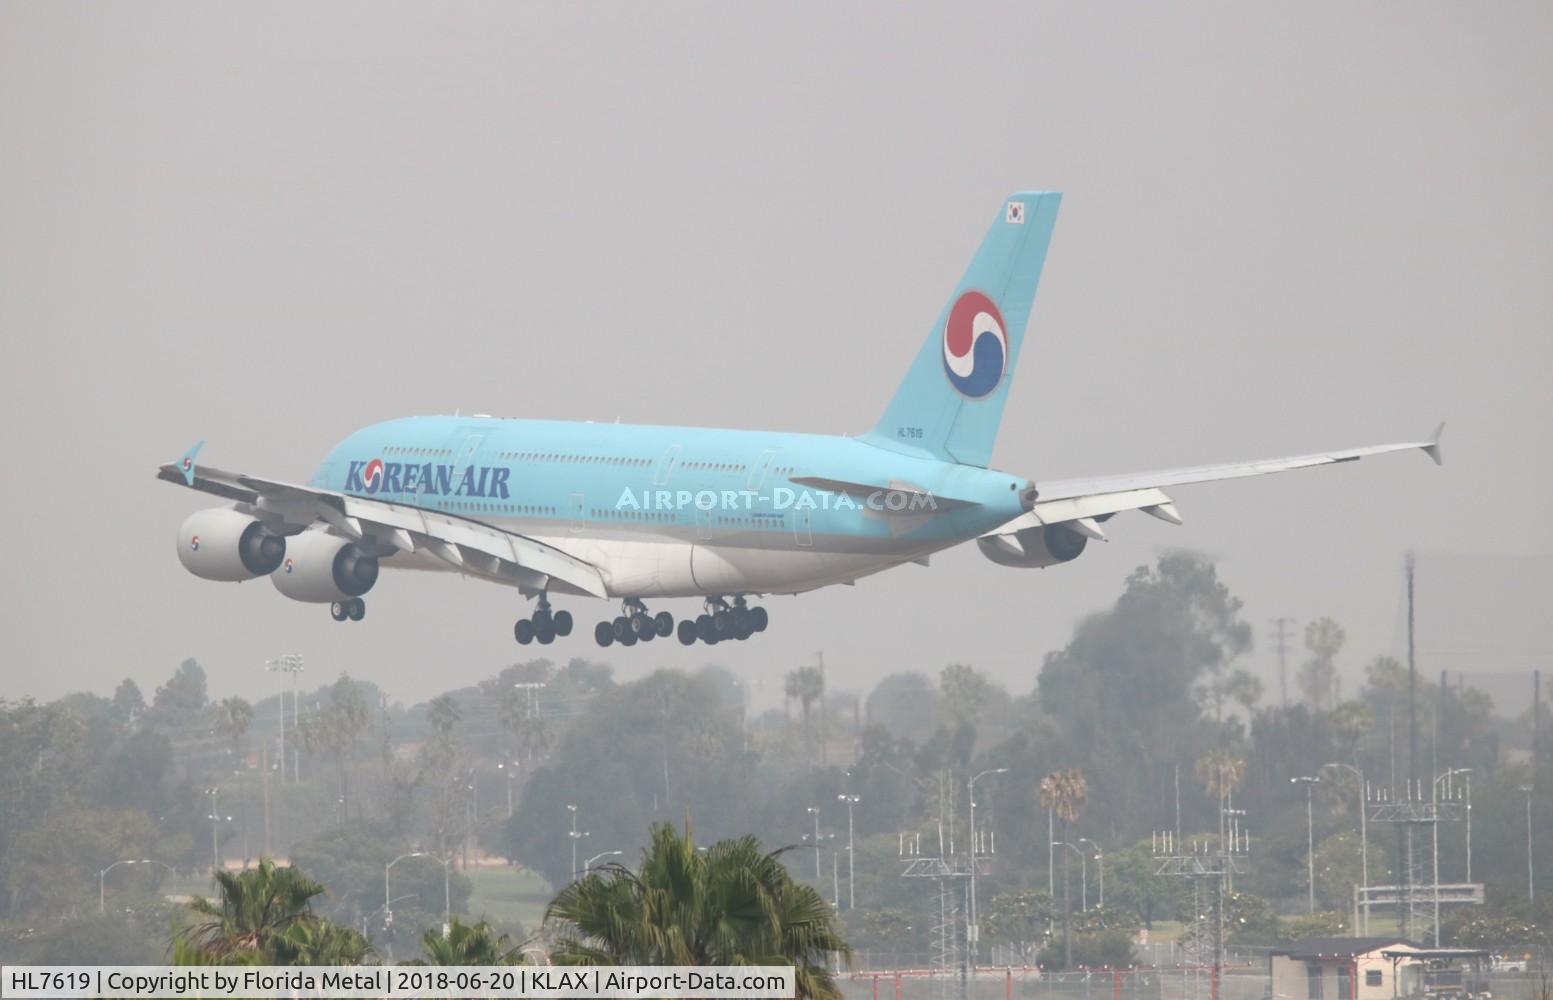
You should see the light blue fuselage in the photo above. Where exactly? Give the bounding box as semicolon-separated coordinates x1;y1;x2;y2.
310;415;1030;598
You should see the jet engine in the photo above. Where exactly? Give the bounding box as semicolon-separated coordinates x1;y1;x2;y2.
269;530;380;603
976;522;1088;568
177;508;287;582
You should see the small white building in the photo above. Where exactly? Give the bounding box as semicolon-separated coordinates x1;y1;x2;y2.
1269;937;1423;1000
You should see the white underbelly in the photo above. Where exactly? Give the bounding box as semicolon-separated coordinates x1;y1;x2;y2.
532;535;911;598
379;530;923;600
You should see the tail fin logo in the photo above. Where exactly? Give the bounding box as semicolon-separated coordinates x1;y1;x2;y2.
941;290;1007;399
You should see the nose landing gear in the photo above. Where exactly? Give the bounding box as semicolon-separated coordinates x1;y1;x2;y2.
514;594;572;645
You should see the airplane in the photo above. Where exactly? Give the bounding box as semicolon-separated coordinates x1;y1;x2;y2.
160;191;1443;648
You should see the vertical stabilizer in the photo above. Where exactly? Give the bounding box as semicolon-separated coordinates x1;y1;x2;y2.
864;192;1060;467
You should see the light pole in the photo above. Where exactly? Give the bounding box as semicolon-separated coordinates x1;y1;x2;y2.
387;852;451;937
1078;838;1102;909
497;761;519;818
1523;785;1535;900
204;787;231;872
98;859;172;914
967;767;1007;970
583;850;622;870
837;793;860;910
266;654;304;784
1047;805;1055;896
806;806;822;880
1323;763;1368;932
567;804;589;875
1292;776;1320;913
365;894;416;937
1055;842;1087;910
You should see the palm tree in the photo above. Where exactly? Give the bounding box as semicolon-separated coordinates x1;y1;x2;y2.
215;697;254;761
785;667;825;746
271;920;373;965
409;918;523;965
1039;768;1087;968
180;857;326;960
546;822;850;999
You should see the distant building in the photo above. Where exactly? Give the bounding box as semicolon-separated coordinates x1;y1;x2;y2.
1270;938;1490;1000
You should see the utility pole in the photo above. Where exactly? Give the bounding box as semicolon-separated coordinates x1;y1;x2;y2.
1524;785;1536;900
807;806;822;880
1292;776;1319;913
1270;618;1295;708
814;652;828;766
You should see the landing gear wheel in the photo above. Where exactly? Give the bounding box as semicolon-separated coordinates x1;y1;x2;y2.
515;619;535;644
594;621;615;647
712;610;732;638
618;630;638;647
330;602;348;622
631;613;653;637
733;617;753;641
612;616;631;642
346;598;366;621
750;606;768;632
552;610;573;636
677;620;698;645
535;619;556;645
654;611;674;637
696;615;715;643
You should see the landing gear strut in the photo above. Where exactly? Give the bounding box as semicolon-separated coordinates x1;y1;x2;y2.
684;596;767;645
596;599;673;647
330;597;366;622
514;594;572;646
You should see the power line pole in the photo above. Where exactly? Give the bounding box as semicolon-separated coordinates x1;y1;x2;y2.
1270;618;1295;708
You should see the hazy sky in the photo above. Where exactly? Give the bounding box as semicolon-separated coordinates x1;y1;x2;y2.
2;3;1549;712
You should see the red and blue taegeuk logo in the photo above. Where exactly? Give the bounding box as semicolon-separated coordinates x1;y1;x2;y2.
941;290;1006;399
361;458;385;493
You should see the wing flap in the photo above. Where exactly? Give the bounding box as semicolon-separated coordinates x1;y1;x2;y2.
984;487;1173;537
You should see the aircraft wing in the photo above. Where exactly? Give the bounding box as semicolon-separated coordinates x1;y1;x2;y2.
986;425;1444;541
156;444;609;598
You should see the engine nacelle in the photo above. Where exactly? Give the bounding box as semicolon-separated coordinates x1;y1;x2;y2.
270;531;380;603
976;522;1088;568
177;508;287;582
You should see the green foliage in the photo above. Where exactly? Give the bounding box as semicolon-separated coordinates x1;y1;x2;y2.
178;858;331;960
546;822;849;999
1037;927;1135;969
289;825;471;928
410;918;524;965
1280;910;1349;941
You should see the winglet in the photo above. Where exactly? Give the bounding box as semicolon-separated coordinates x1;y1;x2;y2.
176;441;205;486
1422;423;1445;467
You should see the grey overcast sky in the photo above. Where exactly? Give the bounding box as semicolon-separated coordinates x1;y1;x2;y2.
2;3;1549;711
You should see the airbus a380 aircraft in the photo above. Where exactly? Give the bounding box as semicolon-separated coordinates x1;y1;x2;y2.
161;191;1442;648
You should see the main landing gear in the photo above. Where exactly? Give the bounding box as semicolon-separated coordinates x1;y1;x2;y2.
676;596;768;646
330;597;366;622
514;594;573;646
594;599;673;648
